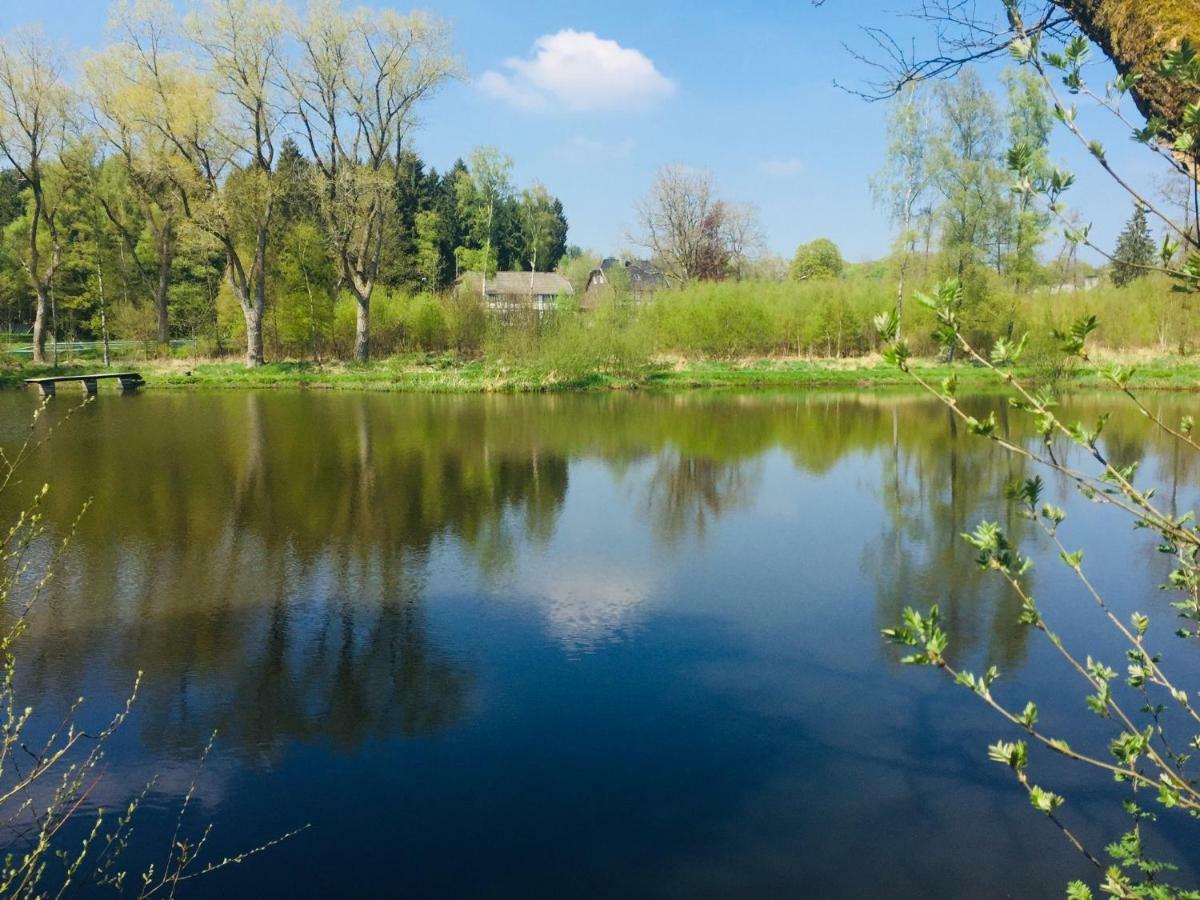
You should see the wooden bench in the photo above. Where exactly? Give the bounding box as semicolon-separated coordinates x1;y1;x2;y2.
23;373;145;397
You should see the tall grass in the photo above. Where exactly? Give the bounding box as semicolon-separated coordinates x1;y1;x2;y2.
640;279;884;357
117;274;1200;366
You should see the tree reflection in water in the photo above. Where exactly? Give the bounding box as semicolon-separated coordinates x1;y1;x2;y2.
0;389;1191;761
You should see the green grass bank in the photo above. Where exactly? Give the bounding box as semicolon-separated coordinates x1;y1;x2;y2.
4;353;1200;394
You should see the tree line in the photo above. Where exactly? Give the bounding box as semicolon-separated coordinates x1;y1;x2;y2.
870;62;1199;347
0;0;569;367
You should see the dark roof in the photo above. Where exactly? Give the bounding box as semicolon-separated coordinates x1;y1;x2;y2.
599;258;666;290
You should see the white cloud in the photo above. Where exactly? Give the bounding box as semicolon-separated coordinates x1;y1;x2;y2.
479;29;676;112
477;70;547;111
759;158;805;177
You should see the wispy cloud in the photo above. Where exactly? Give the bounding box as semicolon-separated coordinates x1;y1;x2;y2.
479;29;676;112
759;158;805;177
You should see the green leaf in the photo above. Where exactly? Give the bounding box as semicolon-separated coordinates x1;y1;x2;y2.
1102;365;1135;389
873;309;899;342
1040;504;1066;525
1064;35;1090;64
988;740;1028;770
967;412;998;437
1029;785;1064;814
1008;38;1033;63
1157;776;1180;809
1018;596;1042;626
882;341;910;369
1018;701;1038;727
1113;72;1142;95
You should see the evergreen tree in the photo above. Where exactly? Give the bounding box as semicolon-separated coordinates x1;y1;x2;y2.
274;138;321;225
378;148;427;290
547;199;568;270
432;162;467;287
0;171;26;334
1111;203;1156;287
0;170;23;228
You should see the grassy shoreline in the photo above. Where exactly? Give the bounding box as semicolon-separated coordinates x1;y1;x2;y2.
3;354;1200;393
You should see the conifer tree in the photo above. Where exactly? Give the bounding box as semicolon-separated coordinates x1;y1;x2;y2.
1111;203;1156;287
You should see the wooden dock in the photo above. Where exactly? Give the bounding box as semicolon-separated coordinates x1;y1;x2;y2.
24;373;145;397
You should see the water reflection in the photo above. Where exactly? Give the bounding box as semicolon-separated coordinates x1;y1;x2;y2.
871;397;1034;669
3;389;1192;758
645;452;758;545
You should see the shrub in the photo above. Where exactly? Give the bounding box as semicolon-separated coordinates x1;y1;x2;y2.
535;298;650;380
402;293;448;351
442;289;487;355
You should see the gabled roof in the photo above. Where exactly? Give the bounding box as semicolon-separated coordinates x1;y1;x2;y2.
484;271;575;296
598;257;667;289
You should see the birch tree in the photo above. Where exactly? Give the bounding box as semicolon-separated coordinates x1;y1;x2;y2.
517;182;556;275
871;82;932;338
454;146;513;288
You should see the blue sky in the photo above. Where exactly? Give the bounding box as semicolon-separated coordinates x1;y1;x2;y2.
2;0;1175;263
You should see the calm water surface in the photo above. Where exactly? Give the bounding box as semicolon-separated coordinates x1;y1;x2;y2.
1;388;1199;898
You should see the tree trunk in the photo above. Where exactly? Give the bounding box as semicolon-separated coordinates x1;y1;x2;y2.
31;284;49;365
97;259;111;368
244;304;264;368
245;229;270;369
155;230;173;346
354;291;370;362
1053;0;1200;158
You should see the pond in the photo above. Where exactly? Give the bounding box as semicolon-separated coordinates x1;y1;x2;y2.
1;387;1198;897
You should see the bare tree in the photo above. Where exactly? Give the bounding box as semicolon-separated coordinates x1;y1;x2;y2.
0;27;72;364
634;168;763;283
828;0;1199;159
1157;168;1200;250
719;200;765;280
634;165;713;285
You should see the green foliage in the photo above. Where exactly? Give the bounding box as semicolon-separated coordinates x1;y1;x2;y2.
525;300;651;383
877;263;1200;897
272;220;336;360
789;238;844;281
650;278;890;357
558;249;602;297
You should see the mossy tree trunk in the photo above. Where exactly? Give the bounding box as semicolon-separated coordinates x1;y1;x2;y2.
1053;1;1200;151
